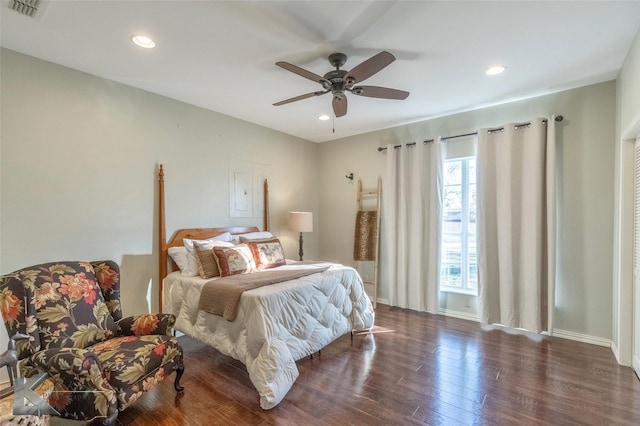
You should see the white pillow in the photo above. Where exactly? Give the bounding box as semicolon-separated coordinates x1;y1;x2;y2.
236;231;274;244
182;232;234;276
168;246;189;272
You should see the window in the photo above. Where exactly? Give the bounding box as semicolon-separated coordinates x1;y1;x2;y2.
441;157;477;294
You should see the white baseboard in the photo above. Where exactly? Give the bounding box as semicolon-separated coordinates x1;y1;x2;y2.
375;302;613;350
611;341;623;364
633;354;640;376
375;297;389;305
551;329;612;347
439;308;480;322
374;300;480;324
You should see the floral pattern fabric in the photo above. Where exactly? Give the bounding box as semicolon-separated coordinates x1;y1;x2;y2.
248;238;286;269
213;244;257;276
0;261;184;423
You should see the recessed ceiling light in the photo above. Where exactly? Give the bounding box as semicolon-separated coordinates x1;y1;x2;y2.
318;114;330;121
486;65;506;76
131;35;155;49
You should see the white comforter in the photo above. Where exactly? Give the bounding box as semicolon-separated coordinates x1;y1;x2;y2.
163;262;375;409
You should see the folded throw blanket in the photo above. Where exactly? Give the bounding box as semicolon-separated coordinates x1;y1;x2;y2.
199;267;329;321
354;210;378;261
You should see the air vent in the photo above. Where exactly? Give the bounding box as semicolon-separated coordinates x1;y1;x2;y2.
9;0;49;19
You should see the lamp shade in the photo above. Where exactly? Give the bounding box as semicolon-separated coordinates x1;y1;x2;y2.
288;211;313;233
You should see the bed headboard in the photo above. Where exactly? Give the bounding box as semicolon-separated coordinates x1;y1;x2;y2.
158;164;269;311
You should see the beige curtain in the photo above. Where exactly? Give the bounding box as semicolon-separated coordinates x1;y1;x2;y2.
383;139;442;313
477;117;556;334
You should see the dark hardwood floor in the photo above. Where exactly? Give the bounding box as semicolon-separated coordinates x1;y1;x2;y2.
115;305;640;425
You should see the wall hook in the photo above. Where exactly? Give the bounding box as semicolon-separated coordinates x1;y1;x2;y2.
345;173;354;181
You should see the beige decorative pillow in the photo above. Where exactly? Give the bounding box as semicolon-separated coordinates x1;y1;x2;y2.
248;238;286;270
182;233;233;277
194;240;235;278
213;244;257;277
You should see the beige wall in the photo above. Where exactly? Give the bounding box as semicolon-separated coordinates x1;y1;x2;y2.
0;48;320;348
319;81;617;339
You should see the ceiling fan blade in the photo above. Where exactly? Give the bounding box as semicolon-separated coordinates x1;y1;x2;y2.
351;86;409;100
276;61;327;84
273;90;328;106
345;51;396;84
333;95;347;117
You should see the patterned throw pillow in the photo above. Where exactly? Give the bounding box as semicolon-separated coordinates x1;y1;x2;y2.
213;244;257;277
248;238;286;269
194;240;235;278
182;232;234;276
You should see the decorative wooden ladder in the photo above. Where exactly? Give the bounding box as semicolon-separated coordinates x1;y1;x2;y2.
353;178;381;309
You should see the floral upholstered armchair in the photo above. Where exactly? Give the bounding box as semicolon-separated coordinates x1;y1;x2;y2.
0;261;184;424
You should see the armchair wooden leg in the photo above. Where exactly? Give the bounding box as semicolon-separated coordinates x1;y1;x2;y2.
174;362;185;392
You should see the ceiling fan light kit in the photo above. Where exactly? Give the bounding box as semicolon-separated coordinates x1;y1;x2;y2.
273;51;409;118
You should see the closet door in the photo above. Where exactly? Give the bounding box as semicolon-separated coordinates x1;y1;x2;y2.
633;138;640;377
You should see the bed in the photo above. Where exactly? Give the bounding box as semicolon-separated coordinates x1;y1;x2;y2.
157;165;375;409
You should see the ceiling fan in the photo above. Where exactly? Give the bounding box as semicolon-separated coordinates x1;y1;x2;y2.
273;51;409;118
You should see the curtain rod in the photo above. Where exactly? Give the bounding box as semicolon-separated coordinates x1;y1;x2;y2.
377;115;564;152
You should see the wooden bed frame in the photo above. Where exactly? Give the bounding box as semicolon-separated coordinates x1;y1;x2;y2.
157;164;270;312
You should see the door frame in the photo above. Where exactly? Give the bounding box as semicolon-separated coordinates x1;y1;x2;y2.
616;114;640;370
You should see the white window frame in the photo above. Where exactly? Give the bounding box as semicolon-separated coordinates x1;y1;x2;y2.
440;156;477;295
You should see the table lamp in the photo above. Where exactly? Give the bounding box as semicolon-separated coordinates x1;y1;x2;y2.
288;211;313;261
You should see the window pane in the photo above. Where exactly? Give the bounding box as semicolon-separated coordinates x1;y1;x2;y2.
443;185;462;213
444;161;462;185
467;243;477;290
468;183;476;223
441;235;462;288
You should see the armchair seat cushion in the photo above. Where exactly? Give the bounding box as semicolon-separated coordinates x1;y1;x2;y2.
90;334;181;409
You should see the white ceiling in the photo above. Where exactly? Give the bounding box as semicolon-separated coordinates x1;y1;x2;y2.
2;1;640;143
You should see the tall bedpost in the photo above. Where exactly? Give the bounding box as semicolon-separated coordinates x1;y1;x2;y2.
159;164;167;313
263;178;270;232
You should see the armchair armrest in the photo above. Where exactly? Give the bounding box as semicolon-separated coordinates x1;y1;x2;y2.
21;347;117;420
115;313;176;336
24;347;106;385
